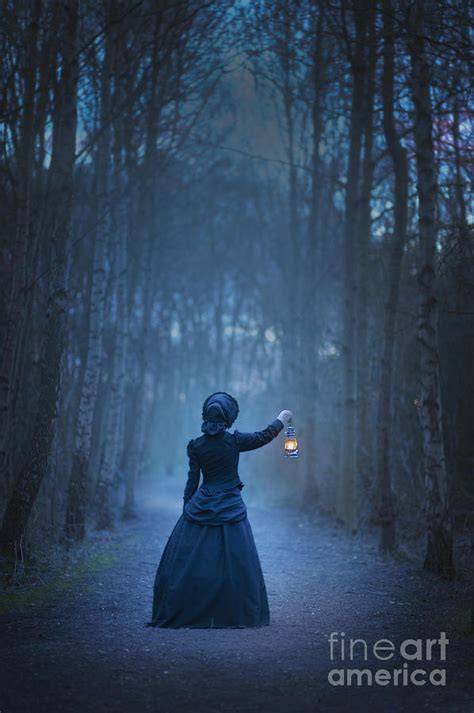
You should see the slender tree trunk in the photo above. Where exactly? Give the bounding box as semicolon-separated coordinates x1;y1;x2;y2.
337;0;367;530
303;3;326;505
0;0;41;483
225;294;240;385
96;193;128;529
95;49;129;529
214;241;224;388
356;0;377;496
452;98;471;314
123;239;153;519
377;0;409;553
0;0;79;559
65;14;112;539
123;17;161;519
406;0;455;578
279;2;300;412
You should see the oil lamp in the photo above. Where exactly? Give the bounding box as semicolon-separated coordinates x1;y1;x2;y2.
284;419;299;459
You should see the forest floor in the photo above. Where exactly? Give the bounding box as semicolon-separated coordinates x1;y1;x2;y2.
0;481;473;713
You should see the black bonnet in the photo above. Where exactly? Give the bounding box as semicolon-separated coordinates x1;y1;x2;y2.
201;392;239;435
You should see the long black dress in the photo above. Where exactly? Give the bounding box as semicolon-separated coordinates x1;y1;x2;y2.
148;418;284;628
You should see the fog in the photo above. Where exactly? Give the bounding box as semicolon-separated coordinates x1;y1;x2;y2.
0;0;472;580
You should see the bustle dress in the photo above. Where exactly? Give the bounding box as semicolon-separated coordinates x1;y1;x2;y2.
148;418;284;628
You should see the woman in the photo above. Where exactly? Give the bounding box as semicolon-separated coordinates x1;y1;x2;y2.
148;392;293;629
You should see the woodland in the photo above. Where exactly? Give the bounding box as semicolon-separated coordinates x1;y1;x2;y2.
0;0;473;586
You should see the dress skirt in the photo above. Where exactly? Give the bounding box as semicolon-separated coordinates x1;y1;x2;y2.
148;483;270;628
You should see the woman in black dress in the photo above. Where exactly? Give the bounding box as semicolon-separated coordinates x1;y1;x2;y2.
148;392;293;629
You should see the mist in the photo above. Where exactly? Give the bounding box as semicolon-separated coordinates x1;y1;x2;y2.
0;2;473;709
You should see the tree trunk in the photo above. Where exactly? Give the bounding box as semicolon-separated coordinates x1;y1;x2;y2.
123;18;161;520
0;0;41;484
337;0;368;531
356;0;377;497
65;11;113;539
274;1;301;416
96;197;128;529
122;234;153;520
406;0;455;578
452;98;471;314
377;0;409;553
0;0;79;559
303;3;326;505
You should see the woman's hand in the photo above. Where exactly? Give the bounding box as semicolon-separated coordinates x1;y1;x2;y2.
277;410;293;427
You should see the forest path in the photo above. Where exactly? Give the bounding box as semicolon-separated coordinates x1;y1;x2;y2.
0;486;472;713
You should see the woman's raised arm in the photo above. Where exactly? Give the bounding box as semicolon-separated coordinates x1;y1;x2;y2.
234;410;292;452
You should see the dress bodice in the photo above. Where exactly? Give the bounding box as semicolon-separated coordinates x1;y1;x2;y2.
183;419;284;503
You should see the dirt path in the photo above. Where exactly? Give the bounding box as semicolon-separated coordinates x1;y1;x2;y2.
1;488;472;713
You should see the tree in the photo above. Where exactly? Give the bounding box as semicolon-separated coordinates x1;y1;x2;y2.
0;0;80;559
405;0;455;577
376;0;409;553
337;0;371;530
65;1;113;539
